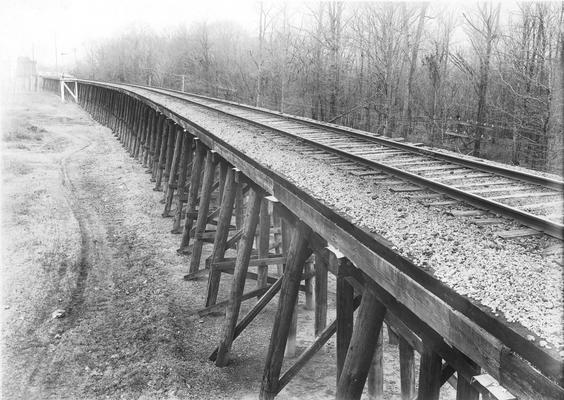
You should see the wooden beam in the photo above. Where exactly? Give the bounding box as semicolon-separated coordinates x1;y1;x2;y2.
163;126;184;217
314;253;328;335
367;326;384;400
178;141;206;252
336;287;387;400
189;150;218;273
336;269;354;384
276;295;362;394
205;167;238;306
209;275;284;362
198;286;270;317
417;346;443;400
399;336;416;400
154;119;170;191
456;356;480;400
257;200;270;290
215;187;263;366
260;221;312;400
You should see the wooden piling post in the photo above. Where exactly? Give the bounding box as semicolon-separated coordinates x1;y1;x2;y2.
205;166;238;306
336;264;355;384
259;220;312;399
335;287;387;400
142;110;154;168
456;357;480;400
314;252;328;336
171;135;194;233
215;187;264;367
188;150;218;273
257;200;270;290
154;119;170;191
161;121;177;198
417;345;443;400
399;336;416;400
304;257;314;310
151;114;165;181
163;126;184;217
178;141;206;253
367;326;384;400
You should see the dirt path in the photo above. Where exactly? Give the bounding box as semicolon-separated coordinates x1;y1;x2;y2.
1;92;454;400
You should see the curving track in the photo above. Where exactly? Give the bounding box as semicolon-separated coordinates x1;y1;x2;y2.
112;83;564;240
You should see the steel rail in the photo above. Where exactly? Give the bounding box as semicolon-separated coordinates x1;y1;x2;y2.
134;83;564;191
104;82;564;240
69;79;564;391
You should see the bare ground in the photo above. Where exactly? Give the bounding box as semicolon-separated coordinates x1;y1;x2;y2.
0;91;454;399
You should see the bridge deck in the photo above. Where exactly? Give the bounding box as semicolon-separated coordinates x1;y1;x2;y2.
111;83;563;351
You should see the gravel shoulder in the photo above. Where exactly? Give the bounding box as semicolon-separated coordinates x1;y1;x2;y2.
119;86;563;352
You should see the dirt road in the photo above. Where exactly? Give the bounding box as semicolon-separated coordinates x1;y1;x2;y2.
1;91;453;400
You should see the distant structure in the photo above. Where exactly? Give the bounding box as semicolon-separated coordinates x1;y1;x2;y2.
15;56;37;91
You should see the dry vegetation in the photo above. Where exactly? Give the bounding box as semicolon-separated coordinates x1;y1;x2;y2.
76;2;563;173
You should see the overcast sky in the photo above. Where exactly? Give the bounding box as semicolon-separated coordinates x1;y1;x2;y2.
0;0;260;71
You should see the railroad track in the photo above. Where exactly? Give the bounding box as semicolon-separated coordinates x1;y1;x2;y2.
42;78;563;397
93;81;564;240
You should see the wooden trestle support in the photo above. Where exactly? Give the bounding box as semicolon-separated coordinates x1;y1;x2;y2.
41;78;564;400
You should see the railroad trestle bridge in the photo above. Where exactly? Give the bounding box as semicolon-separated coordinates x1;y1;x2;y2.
41;77;564;400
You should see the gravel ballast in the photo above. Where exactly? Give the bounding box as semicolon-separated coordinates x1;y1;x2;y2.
112;86;564;352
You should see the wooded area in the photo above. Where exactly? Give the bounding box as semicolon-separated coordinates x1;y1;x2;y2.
74;2;563;174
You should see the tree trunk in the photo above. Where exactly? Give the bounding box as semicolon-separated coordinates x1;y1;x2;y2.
400;3;428;138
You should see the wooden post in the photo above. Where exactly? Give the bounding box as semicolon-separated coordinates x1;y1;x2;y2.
367;326;384;400
215;187;264;367
285;301;298;358
209;275;284;362
189;150;218;274
178;141;206;252
336;287;387;400
142;111;154;167
260;220;312;400
171;135;194;233
304;257;314;310
280;218;297;359
417;345;443;400
234;181;245;236
163;126;184;217
205;167;238;306
161;121;177;198
399;336;416;400
218;161;228;206
387;325;400;346
336;266;354;384
148;112;160;171
314;252;328;336
257;200;270;290
151;114;165;181
154;120;171;191
456;357;480;400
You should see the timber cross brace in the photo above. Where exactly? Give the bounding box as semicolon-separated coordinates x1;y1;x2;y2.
41;77;564;400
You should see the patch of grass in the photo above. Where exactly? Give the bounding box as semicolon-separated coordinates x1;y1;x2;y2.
3;123;45;142
3;160;34;176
